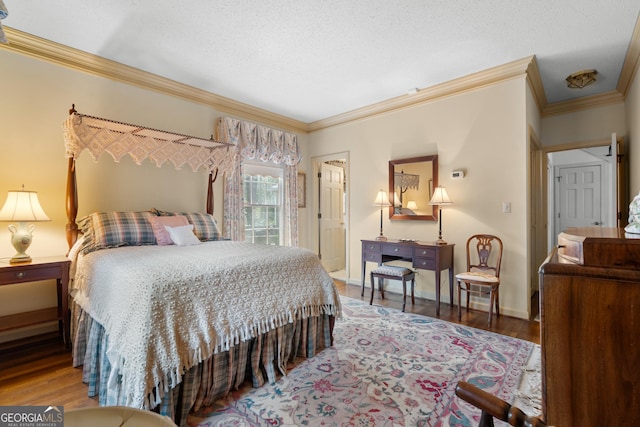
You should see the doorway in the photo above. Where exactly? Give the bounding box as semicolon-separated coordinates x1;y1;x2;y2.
311;152;349;281
534;134;623;318
547;143;618;248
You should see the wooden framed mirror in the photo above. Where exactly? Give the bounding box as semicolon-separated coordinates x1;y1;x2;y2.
389;155;438;220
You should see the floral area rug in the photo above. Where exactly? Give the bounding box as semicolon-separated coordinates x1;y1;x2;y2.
187;296;541;427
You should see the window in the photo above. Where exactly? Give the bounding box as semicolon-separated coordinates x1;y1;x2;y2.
243;163;284;245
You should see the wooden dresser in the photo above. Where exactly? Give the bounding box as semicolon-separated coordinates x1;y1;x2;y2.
539;227;640;426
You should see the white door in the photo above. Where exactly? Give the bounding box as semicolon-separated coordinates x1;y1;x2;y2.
556;164;602;232
320;163;345;272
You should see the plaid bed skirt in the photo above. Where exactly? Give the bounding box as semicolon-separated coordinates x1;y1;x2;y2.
71;302;334;427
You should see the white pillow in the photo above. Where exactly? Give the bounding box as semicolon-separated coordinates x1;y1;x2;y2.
164;224;201;246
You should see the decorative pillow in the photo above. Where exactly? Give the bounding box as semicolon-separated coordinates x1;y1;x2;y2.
164;224;201;246
148;215;190;245
179;212;222;241
150;208;222;241
78;211;157;254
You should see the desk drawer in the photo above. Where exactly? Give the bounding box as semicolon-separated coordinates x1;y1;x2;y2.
382;243;412;257
362;241;382;254
414;257;436;270
363;252;382;263
414;247;436;259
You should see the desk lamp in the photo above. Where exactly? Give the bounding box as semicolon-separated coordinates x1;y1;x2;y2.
373;189;391;241
428;186;453;245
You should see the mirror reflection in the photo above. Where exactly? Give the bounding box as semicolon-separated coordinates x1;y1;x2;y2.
388;155;438;221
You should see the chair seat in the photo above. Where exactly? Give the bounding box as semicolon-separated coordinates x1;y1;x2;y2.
371;266;413;277
456;271;499;283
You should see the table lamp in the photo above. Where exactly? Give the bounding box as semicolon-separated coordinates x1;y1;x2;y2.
0;188;51;263
428;186;453;245
373;189;391;241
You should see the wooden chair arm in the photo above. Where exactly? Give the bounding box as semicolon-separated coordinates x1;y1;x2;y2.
455;381;547;427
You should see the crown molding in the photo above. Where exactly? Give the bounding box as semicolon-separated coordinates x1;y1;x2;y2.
4;23;639;132
524;55;547;112
309;56;534;131
540;15;640;118
2;27;309;134
617;13;640;96
541;90;624;117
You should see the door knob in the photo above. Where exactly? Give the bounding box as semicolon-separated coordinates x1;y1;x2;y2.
593;221;601;225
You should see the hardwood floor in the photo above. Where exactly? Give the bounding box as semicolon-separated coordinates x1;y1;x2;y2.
336;281;540;343
0;280;539;409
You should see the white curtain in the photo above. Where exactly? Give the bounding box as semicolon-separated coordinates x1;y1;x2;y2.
217;117;301;245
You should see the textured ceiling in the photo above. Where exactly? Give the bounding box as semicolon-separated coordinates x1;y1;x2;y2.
3;1;640;123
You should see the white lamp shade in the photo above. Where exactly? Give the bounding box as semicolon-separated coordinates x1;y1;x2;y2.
0;190;50;222
373;190;391;206
407;201;418;210
428;186;453;206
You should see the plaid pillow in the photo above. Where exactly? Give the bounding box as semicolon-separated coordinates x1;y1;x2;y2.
150;208;222;241
179;212;222;241
79;211;157;253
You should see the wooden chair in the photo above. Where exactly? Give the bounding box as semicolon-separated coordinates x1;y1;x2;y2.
455;381;547;427
456;234;503;325
370;265;415;312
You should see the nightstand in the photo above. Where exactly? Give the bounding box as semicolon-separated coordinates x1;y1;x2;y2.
0;256;71;348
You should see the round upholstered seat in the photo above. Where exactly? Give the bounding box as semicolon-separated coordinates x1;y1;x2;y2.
65;406;177;427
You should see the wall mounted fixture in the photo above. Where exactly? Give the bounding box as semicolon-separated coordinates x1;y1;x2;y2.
566;69;598;89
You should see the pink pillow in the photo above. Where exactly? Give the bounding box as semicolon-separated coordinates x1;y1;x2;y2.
149;215;190;245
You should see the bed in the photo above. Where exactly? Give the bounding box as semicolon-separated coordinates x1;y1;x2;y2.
62;109;341;426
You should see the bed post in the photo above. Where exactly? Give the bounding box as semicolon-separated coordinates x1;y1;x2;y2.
206;168;218;215
66;157;78;249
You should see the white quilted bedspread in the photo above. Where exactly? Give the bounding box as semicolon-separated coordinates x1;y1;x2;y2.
71;241;341;409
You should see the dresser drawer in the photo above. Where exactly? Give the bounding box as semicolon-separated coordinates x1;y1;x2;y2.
382;243;412;257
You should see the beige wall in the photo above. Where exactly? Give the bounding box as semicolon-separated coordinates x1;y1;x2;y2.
306;77;532;319
0;49;308;341
1;43;637;341
541;103;626;147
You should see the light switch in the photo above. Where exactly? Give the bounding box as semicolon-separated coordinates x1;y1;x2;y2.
502;202;511;213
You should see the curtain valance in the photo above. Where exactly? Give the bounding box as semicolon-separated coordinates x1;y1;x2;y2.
63;112;233;173
217;117;301;166
217;116;300;245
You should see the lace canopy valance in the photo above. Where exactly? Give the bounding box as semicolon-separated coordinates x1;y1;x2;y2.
63;111;233;173
395;172;420;190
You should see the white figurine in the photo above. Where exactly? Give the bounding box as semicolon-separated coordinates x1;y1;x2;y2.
625;191;640;234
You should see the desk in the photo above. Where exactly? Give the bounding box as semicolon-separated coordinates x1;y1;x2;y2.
0;256;71;348
361;240;454;315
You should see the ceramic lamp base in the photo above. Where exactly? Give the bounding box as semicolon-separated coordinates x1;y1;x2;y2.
8;222;35;264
